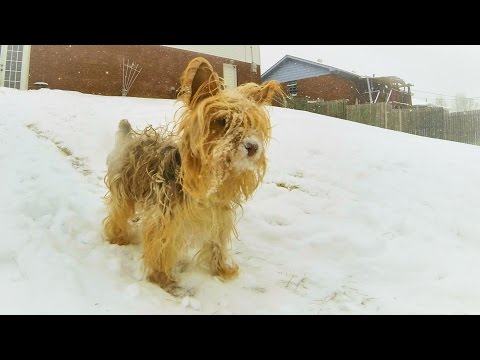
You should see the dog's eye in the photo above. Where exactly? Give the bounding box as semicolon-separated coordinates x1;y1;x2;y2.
214;118;227;128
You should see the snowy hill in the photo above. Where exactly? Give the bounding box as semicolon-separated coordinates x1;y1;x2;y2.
2;87;480;314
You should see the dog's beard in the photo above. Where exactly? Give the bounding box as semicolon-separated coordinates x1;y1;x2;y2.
206;132;264;197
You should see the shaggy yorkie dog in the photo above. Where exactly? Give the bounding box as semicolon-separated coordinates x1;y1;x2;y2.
103;57;282;291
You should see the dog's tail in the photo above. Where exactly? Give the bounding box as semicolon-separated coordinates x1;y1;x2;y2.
117;119;133;141
107;119;133;167
114;119;133;148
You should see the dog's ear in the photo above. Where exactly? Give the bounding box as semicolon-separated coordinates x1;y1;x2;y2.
237;80;284;106
178;57;221;108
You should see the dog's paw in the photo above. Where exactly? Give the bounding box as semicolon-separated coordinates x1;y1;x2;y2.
147;271;195;297
148;271;174;288
216;264;240;280
105;234;133;246
169;285;196;298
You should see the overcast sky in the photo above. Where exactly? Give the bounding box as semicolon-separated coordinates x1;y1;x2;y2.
260;45;480;106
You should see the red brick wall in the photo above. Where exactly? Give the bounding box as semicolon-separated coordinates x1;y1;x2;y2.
283;74;361;105
27;45;261;98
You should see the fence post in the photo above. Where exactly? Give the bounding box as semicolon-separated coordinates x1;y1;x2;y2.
399;108;402;132
384;103;388;129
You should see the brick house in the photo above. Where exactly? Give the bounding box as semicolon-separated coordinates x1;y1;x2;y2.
0;45;261;98
261;55;413;108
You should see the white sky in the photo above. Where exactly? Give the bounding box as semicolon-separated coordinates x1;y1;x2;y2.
260;45;480;106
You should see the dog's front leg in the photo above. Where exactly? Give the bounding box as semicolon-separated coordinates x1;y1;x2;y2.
200;208;239;280
209;242;239;279
142;210;181;290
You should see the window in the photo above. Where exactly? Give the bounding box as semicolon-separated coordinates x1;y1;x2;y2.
3;45;24;89
287;81;298;97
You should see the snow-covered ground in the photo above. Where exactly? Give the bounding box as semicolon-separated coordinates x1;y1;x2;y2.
2;87;480;314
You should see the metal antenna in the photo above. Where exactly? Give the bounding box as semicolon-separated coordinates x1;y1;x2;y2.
122;58;142;96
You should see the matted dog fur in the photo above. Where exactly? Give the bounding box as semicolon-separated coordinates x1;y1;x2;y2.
103;57;282;291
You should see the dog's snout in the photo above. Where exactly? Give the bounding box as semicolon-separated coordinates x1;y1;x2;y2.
244;142;258;157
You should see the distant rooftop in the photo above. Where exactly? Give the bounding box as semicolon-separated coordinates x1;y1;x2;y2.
262;55;412;88
262;54;360;81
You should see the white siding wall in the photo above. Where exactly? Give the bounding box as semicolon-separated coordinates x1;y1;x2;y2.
20;45;31;90
164;45;261;65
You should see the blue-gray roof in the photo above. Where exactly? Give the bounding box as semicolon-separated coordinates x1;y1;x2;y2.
261;55;360;83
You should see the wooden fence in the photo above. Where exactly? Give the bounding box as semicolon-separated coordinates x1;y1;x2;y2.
285;98;348;120
447;110;480;145
346;104;449;140
285;97;480;146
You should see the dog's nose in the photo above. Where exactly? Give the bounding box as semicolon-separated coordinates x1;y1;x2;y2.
244;142;258;157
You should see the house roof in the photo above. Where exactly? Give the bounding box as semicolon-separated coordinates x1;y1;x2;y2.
261;54;360;81
261;54;413;91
